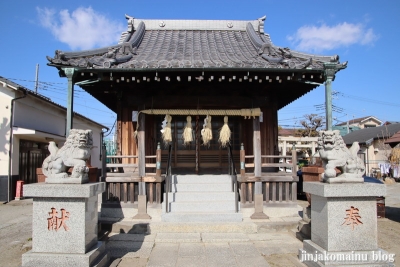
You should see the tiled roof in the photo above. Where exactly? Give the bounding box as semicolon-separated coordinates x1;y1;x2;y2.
278;128;297;136
342;123;400;145
47;16;345;71
0;76;108;130
384;130;400;147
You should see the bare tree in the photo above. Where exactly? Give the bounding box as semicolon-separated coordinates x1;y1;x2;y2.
296;114;325;137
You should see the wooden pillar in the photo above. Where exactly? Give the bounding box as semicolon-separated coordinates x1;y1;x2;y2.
138;113;146;185
240;143;245;177
253;117;261;178
134;112;151;219
116;97;122;156
156;142;161;177
251;116;268;219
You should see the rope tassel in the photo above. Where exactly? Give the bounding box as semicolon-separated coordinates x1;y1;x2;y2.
182;116;193;146
201;115;212;146
219;116;231;147
161;114;172;144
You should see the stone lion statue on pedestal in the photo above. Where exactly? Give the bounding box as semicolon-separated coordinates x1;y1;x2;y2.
318;130;365;183
42;129;93;183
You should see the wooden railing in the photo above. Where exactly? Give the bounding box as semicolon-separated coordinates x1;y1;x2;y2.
238;144;298;206
104;143;164;205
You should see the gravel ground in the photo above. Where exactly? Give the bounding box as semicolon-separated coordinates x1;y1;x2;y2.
0;199;32;267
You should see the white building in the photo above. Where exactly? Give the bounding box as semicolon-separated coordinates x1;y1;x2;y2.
0;76;108;202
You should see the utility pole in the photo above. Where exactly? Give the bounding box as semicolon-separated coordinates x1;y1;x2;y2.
34;64;39;93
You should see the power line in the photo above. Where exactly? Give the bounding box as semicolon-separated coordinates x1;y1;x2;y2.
337;91;400;108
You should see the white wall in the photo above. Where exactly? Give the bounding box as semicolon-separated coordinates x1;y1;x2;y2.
0;86;15;175
13;98;66;136
1;86;105;176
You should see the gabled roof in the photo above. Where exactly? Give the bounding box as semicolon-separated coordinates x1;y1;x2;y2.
0;76;108;130
342;123;400;146
384;130;400;148
46;15;346;72
336;116;382;126
383;121;400;125
279;128;297;136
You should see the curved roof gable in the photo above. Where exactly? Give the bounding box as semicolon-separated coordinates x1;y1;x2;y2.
47;15;346;72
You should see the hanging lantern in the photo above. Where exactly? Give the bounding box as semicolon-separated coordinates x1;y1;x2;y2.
219;116;231;147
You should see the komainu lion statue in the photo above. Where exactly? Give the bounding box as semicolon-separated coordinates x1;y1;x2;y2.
42;129;93;183
318;130;365;183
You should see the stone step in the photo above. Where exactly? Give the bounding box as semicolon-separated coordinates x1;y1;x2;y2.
171;174;233;184
166;192;236;202
170;183;232;192
105;220;300;234
161;212;243;222
169;201;236;212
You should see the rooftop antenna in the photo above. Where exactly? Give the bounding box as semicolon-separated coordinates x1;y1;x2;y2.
34;64;39;93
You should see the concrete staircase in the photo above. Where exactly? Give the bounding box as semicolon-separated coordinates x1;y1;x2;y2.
161;174;242;222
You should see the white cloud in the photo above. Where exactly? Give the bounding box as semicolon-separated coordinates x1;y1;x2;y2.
287;22;378;53
37;7;124;50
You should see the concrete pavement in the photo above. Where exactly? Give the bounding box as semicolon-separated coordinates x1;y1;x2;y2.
109;231;305;267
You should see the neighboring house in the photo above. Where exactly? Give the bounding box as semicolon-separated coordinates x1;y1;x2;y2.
278;128;297;137
342;123;400;177
0;76;108;202
383;121;400;126
385;130;400;148
332;125;361;136
336;116;382;129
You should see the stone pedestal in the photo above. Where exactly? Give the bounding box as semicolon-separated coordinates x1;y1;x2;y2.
251;194;269;219
22;183;109;267
299;182;395;266
133;195;152;219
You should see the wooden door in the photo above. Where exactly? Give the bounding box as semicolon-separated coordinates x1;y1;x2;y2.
157;115;241;172
19;140;50;184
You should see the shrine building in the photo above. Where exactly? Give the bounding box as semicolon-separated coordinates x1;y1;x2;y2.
46;15;346;221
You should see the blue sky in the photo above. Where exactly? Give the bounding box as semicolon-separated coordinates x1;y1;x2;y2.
1;0;399;136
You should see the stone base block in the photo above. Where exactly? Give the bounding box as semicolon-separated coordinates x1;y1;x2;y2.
264;205;301;218
22;241;109;267
133;195;151;219
298;220;311;238
302;206;311;223
299;240;395;266
251;194;269;219
323;176;363;184
46;176;88;184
